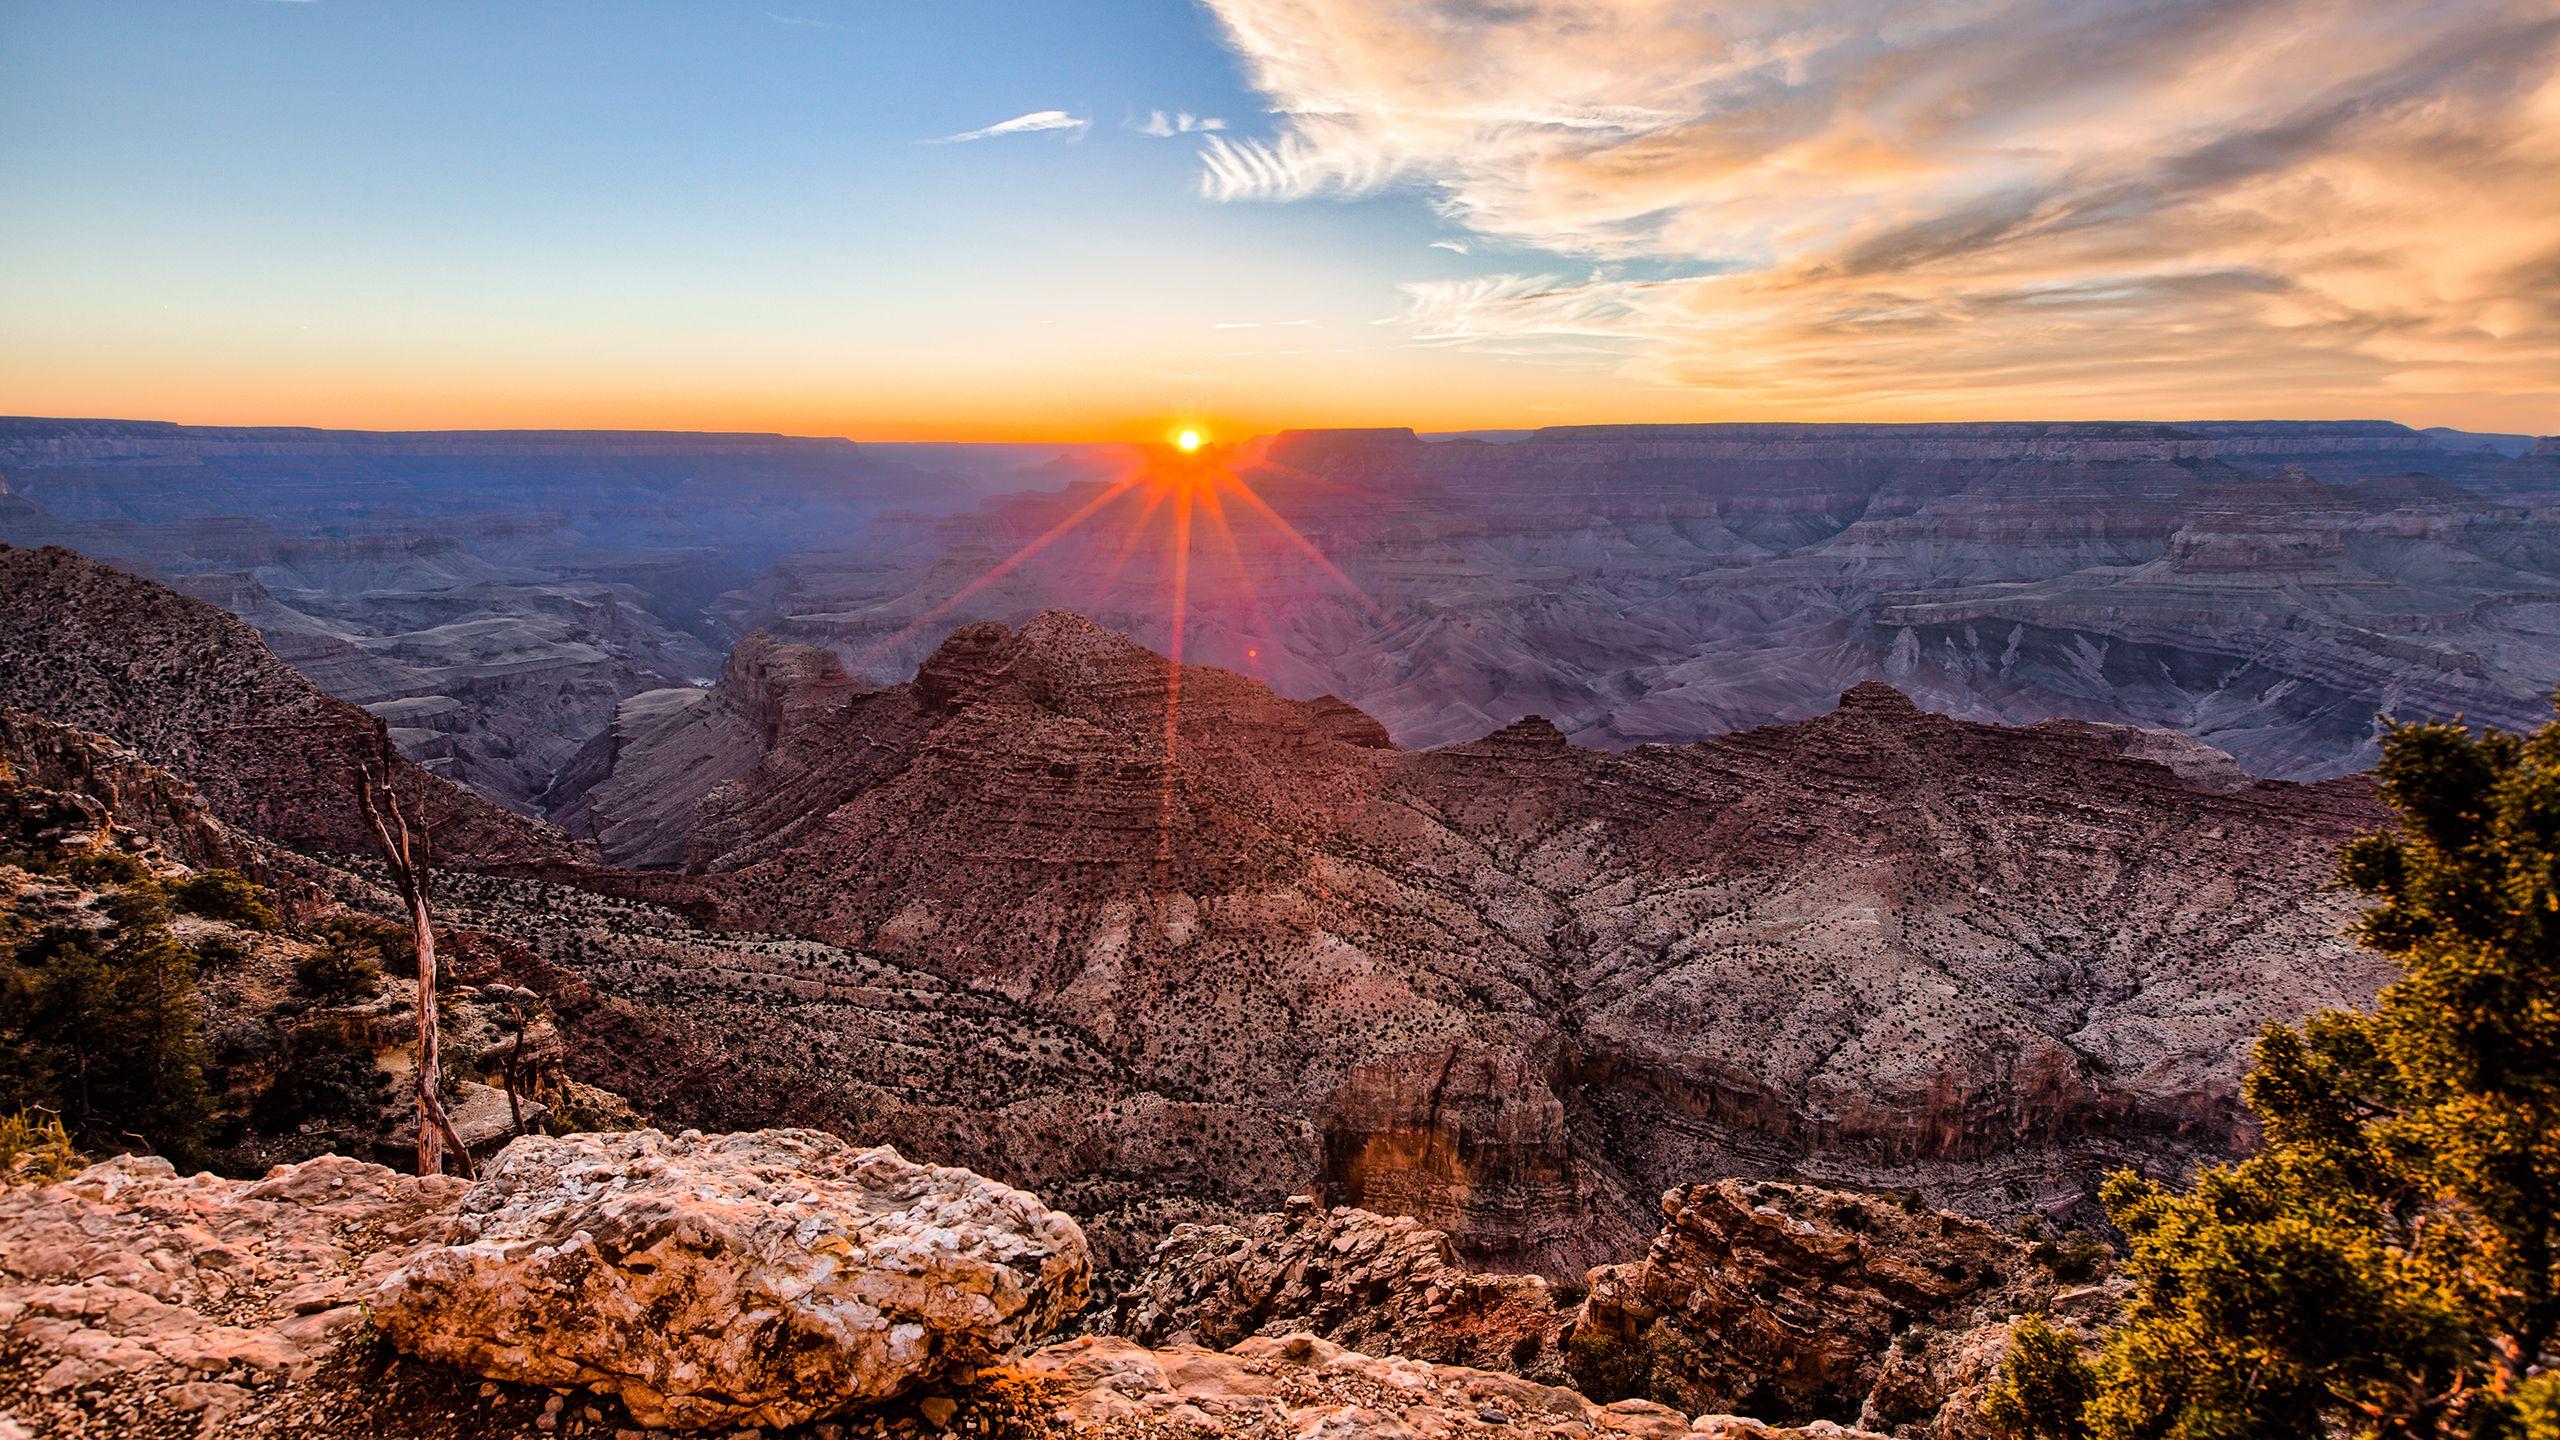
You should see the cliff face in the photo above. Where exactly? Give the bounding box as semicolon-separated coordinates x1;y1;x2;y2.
539;632;851;866
0;544;573;865
558;613;2388;1271
0;708;252;875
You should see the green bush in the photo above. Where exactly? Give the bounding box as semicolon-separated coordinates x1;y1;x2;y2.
170;870;278;931
61;847;151;887
294;935;383;1002
0;893;213;1166
253;1019;384;1130
2029;1230;2107;1284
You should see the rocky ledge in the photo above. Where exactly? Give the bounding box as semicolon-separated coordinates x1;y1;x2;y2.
0;1138;2090;1440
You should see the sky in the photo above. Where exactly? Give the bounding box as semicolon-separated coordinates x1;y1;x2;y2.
1;0;2555;441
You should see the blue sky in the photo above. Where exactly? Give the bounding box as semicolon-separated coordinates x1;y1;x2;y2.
0;0;1518;439
2;0;2553;437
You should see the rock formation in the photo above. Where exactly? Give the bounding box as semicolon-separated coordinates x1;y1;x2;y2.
372;1128;1091;1429
2;1148;1913;1440
1567;1181;2114;1432
1108;1196;1569;1379
982;1334;1701;1439
0;707;252;875
755;419;2560;785
0;417;1033;812
541;631;852;867
540;611;2389;1272
0;1153;472;1438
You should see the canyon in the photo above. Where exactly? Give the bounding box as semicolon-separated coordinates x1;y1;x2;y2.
3;545;2392;1278
0;417;2525;1437
8;417;2559;818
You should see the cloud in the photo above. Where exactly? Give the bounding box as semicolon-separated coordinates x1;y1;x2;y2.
1137;110;1229;137
765;12;840;28
1429;240;1470;254
1195;0;2560;417
926;110;1089;144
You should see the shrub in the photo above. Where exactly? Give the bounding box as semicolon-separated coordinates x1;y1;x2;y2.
253;1019;384;1129
0;1108;82;1186
170;870;279;931
62;847;150;888
294;935;383;1002
2029;1230;2107;1284
0;900;213;1166
191;931;249;970
1983;1319;2096;1440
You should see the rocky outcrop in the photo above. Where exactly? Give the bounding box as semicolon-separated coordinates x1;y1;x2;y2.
0;707;251;874
1567;1181;2117;1433
0;544;573;865
1108;1197;1569;1378
541;631;850;866
0;1143;1878;1440
0;1154;471;1438
1320;1044;1617;1275
371;1128;1092;1430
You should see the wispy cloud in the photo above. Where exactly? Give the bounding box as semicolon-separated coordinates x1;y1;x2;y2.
1136;110;1228;137
1196;0;2560;417
765;12;840;28
1212;318;1318;330
926;110;1088;145
1429;240;1469;255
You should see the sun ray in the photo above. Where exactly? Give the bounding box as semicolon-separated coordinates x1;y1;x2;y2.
849;464;1148;673
1157;479;1196;861
1198;475;1276;665
1217;467;1383;618
1095;483;1171;606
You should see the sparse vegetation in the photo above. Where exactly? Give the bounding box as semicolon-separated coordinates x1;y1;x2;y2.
0;1106;82;1185
170;868;279;930
294;931;384;1001
0;880;214;1166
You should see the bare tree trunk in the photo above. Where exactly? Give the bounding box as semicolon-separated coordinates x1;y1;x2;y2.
356;765;475;1180
500;998;528;1138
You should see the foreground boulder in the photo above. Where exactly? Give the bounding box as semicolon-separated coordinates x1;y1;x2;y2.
369;1128;1090;1430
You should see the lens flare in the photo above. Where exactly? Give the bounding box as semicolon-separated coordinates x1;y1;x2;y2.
860;419;1377;866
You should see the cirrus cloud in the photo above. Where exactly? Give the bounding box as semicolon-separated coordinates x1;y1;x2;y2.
1197;0;2560;421
926;110;1089;144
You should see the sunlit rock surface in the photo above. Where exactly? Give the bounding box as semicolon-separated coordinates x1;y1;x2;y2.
370;1128;1091;1430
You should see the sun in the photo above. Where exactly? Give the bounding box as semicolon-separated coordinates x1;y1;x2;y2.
1173;426;1205;453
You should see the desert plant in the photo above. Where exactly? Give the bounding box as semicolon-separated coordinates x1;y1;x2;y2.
170;869;278;931
0;909;212;1166
0;1107;82;1185
293;934;383;1001
62;846;151;887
